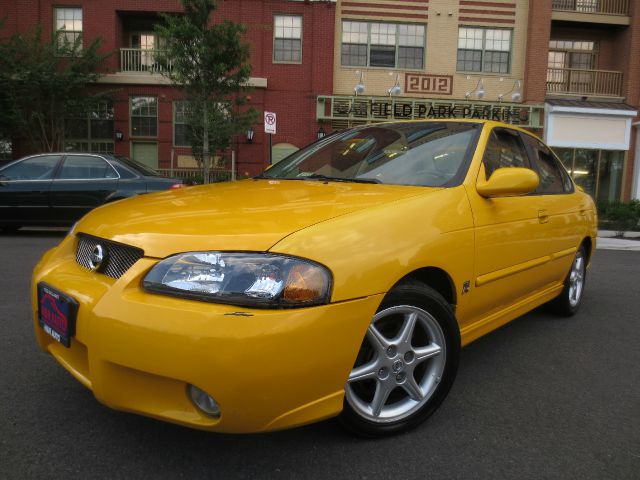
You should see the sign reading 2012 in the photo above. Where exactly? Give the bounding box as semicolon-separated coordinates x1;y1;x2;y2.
405;74;453;95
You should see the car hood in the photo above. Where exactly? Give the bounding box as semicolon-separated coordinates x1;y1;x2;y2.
77;179;437;258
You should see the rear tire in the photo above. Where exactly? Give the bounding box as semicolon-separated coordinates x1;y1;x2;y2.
340;281;460;437
0;225;21;234
547;246;587;317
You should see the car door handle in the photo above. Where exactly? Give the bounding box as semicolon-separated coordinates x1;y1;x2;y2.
538;209;549;224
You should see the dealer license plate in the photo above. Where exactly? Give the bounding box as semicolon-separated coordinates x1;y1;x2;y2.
37;283;78;348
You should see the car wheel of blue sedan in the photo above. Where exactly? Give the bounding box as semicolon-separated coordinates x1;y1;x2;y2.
341;281;460;437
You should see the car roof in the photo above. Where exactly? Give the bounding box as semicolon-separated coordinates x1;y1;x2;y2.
356;119;543;141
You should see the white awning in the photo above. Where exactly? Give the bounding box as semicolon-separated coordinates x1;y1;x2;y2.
544;103;637;150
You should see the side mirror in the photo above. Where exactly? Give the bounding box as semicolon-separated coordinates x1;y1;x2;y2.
476;167;539;198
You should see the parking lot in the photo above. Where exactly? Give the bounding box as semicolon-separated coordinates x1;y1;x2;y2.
1;230;639;480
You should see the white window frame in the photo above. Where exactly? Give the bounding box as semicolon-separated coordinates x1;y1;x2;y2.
54;7;83;51
456;27;512;74
273;15;303;64
340;21;426;70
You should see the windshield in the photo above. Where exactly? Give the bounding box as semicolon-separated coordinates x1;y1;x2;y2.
114;155;162;177
262;122;480;187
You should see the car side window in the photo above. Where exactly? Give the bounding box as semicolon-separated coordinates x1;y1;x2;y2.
523;135;567;194
0;155;61;180
553;151;574;193
57;156;119;180
111;163;137;179
482;128;531;179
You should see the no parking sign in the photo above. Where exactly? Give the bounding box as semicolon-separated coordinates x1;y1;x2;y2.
264;111;277;134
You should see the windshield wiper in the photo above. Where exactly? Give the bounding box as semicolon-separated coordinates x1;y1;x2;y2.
298;174;381;184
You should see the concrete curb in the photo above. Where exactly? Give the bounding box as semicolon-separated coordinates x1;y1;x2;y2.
597;230;640;251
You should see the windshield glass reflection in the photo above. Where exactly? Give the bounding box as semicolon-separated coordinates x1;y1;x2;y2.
263;122;480;187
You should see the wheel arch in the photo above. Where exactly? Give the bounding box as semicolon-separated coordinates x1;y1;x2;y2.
581;236;593;265
393;267;457;309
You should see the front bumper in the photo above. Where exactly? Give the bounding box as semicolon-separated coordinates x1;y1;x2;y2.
32;235;382;433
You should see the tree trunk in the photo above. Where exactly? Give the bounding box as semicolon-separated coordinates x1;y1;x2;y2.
202;100;210;184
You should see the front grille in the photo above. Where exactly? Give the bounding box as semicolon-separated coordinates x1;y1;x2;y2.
76;233;144;279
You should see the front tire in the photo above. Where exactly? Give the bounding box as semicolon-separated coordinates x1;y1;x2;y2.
340;281;460;437
547;246;587;317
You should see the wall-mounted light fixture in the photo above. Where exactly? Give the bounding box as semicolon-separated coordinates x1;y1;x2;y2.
465;77;485;100
115;129;124;142
317;126;326;140
246;127;254;144
388;73;402;97
354;71;365;96
498;80;522;102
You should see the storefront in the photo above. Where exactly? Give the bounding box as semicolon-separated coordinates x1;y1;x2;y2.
544;100;637;203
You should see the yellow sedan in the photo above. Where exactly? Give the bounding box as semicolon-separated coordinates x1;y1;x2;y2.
32;120;596;436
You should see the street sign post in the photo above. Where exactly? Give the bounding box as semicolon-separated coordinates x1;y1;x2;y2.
264;111;277;164
264;111;277;134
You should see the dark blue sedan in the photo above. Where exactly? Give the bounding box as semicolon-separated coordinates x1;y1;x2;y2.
0;153;183;231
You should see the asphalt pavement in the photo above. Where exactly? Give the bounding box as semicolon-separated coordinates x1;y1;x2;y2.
1;231;639;480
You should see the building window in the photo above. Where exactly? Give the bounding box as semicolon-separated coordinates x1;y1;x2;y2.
457;27;511;74
398;25;425;69
274;15;302;63
174;101;189;147
130;33;157;71
341;21;368;67
548;40;596;70
0;139;12;161
554;148;625;202
55;7;83;50
65;101;115;154
547;41;597;94
130;96;158;137
341;21;425;69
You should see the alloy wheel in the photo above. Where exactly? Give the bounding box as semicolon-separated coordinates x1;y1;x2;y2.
568;250;586;308
345;305;447;423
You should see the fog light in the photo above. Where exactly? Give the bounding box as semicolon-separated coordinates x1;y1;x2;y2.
187;384;221;418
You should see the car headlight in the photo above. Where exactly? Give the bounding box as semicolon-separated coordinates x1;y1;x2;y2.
143;252;332;308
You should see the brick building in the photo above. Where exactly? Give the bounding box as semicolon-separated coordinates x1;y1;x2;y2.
3;0;640;201
321;0;640;202
1;0;336;177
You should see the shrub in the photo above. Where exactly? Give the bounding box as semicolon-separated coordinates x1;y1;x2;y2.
597;200;640;233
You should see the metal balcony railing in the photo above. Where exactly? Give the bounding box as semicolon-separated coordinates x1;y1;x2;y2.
120;48;173;73
546;67;623;97
551;0;629;15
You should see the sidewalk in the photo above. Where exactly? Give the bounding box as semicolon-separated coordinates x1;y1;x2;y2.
597;230;640;251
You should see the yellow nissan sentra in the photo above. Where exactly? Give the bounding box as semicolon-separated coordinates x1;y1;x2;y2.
32;120;597;436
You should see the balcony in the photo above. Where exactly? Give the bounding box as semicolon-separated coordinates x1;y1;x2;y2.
120;48;173;74
552;0;628;15
546;67;623;98
551;0;630;25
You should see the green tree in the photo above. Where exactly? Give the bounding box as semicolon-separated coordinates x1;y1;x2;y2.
0;24;111;152
155;0;257;183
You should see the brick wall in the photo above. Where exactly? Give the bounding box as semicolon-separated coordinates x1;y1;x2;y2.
522;0;551;103
0;0;335;174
